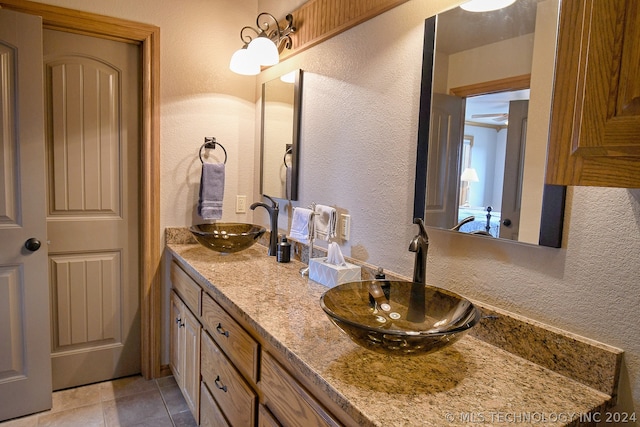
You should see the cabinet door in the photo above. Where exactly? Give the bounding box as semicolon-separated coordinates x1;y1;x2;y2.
169;291;184;386
547;0;640;187
183;307;201;423
170;290;201;423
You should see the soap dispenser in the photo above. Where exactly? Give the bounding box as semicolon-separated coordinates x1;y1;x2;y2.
276;235;291;263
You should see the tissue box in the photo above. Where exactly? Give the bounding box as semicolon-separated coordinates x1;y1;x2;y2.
308;257;361;288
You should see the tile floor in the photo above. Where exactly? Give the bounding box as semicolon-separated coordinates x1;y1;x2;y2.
0;375;197;427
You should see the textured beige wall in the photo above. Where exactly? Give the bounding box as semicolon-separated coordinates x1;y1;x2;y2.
258;0;640;418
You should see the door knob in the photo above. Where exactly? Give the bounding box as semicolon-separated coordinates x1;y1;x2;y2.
502;219;512;227
24;238;41;252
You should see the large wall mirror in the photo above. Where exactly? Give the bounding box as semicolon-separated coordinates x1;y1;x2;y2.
413;0;566;248
260;69;303;200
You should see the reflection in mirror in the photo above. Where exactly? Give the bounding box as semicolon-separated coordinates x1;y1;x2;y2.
413;0;566;247
260;69;303;200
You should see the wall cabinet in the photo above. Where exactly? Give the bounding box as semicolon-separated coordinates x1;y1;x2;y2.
547;0;640;187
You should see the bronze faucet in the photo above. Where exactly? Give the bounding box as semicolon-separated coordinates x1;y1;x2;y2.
407;218;429;323
409;218;429;285
250;195;279;256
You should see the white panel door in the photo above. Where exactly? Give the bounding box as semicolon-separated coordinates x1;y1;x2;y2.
44;29;141;390
500;100;529;240
0;9;52;421
425;93;464;229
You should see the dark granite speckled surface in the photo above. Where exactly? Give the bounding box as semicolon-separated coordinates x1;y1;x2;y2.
166;230;622;427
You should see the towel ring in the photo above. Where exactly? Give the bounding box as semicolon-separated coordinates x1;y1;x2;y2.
283;145;292;168
199;137;227;164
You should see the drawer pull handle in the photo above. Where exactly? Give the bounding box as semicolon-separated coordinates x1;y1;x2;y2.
214;375;228;392
216;323;229;337
176;317;184;328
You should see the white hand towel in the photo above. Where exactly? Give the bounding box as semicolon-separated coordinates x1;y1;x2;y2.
289;207;313;242
198;163;225;220
314;204;337;241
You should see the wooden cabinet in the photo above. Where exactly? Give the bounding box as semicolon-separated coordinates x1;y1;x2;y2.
260;352;341;427
201;294;260;383
171;261;202;314
200;292;259;426
547;0;640;187
168;255;347;427
200;382;230;427
258;405;281;427
169;291;184;387
201;330;257;426
169;291;201;423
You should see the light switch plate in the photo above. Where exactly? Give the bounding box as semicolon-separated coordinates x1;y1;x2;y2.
340;214;351;240
236;195;247;213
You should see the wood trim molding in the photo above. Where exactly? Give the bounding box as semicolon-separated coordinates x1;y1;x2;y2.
0;0;162;379
464;120;507;132
449;74;531;98
279;0;410;61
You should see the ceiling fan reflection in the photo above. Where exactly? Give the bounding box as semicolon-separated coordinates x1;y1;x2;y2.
471;112;509;122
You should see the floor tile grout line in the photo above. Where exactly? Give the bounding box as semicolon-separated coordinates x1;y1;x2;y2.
155;378;178;427
1;376;184;427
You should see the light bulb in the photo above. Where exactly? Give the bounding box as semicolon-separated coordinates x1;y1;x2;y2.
229;47;259;75
280;70;297;83
248;36;279;66
460;0;516;12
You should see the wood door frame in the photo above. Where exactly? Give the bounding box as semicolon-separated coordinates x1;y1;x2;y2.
0;0;162;379
449;74;531;98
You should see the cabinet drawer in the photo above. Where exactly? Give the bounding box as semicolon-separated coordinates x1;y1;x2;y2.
201;293;259;382
260;352;341;427
200;382;230;427
258;405;281;427
170;261;201;315
201;330;257;427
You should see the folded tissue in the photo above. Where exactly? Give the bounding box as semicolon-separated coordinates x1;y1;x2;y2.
309;242;361;288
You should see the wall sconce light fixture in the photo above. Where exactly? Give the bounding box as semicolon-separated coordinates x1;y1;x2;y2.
230;13;296;76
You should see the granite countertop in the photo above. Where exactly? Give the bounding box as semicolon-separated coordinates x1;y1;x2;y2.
166;242;617;427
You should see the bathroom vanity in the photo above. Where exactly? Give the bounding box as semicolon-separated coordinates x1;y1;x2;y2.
166;234;621;426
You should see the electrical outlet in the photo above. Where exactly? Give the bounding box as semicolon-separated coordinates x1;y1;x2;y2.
340;214;351;240
236;195;247;213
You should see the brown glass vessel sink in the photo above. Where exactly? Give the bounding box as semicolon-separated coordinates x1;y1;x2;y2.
320;280;481;356
190;223;266;253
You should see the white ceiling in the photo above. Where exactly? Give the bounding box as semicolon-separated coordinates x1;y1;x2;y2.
436;0;545;125
465;89;530;125
436;0;543;55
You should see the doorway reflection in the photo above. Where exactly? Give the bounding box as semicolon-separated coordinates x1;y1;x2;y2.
456;89;530;238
